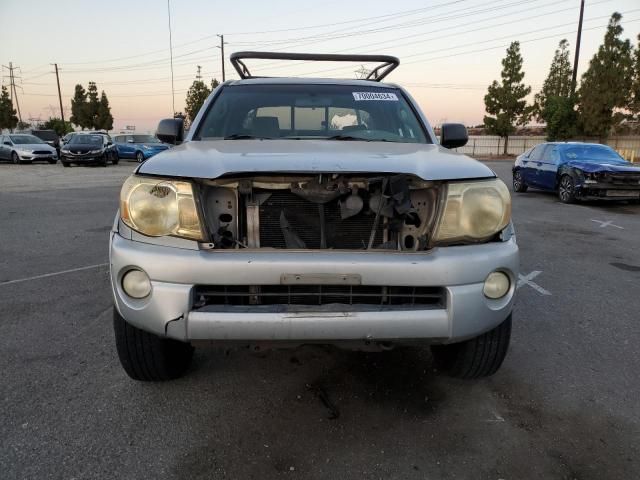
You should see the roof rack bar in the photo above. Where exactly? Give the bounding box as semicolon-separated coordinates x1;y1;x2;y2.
229;51;400;82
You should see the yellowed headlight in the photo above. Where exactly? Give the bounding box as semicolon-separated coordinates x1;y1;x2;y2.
433;179;511;243
120;176;204;240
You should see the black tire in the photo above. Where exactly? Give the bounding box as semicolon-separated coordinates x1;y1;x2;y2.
136;151;145;163
558;174;576;203
62;161;71;167
431;314;512;379
113;307;194;381
512;169;528;192
11;152;19;164
100;155;108;167
112;151;119;165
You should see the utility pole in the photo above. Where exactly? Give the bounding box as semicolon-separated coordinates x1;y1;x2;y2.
53;63;65;123
217;34;226;82
9;62;22;123
571;0;585;95
196;65;202;81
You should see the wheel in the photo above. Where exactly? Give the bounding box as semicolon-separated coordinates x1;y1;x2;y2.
431;314;512;379
11;152;19;164
136;151;145;163
113;307;194;381
558;174;576;203
112;151;119;165
62;161;71;167
512;169;528;192
100;155;108;167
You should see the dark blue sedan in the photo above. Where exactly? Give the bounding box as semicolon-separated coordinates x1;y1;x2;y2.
113;134;170;163
512;142;640;203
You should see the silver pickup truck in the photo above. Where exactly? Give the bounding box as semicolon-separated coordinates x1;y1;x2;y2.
110;52;518;382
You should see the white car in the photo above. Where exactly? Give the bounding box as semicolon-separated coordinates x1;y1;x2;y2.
0;134;58;164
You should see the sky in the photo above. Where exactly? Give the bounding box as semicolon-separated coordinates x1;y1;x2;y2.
1;0;639;133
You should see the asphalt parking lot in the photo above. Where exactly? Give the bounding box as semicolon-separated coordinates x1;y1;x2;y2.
1;160;639;480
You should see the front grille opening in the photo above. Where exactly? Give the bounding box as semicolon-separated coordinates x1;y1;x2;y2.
194;285;445;308
258;190;383;249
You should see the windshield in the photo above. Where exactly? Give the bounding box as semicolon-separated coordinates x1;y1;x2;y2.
132;135;161;143
10;135;44;145
69;135;103;146
561;145;626;163
195;84;429;143
33;130;58;141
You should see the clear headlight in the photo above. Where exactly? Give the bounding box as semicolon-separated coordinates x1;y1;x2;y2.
120;176;204;240
89;149;103;154
433;178;511;244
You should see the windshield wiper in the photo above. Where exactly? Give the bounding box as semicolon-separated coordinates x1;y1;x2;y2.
224;134;271;140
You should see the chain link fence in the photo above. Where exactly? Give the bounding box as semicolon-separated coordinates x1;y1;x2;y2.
456;136;640;162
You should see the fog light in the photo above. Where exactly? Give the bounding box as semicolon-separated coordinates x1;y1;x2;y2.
483;271;510;299
122;269;151;299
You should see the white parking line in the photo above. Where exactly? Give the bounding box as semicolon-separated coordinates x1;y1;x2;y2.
517;271;551;296
591;219;624;229
0;263;108;287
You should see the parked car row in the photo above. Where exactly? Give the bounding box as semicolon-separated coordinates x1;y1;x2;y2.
0;131;171;166
512;142;640;203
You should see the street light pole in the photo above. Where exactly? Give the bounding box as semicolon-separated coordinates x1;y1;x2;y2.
167;0;175;114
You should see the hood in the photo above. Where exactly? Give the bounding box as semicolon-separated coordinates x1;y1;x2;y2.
14;143;55;151
567;159;640;173
138;140;494;181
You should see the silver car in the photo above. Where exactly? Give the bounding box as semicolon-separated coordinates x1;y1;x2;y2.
0;133;58;164
110;52;518;382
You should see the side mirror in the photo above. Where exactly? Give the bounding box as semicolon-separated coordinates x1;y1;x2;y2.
440;123;468;149
157;118;184;145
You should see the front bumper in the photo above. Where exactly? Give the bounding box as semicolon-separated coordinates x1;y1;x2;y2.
61;153;103;163
110;230;519;345
18;152;57;161
577;182;640;200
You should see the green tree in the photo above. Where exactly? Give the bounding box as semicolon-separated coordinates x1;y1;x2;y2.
628;34;640;122
0;86;19;131
16;120;31;130
211;78;220;89
185;80;211;123
96;91;114;130
535;39;577;140
577;13;633;140
70;84;88;129
86;82;100;129
484;41;532;154
42;117;74;136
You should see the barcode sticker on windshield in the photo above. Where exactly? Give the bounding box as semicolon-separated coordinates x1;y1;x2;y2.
352;92;398;101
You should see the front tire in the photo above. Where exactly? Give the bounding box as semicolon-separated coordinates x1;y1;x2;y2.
431;314;512;379
11;152;19;164
62;161;71;167
512;169;528;192
136;151;145;163
558;174;576;203
112;151;119;165
113;307;194;381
